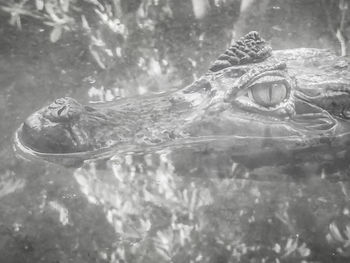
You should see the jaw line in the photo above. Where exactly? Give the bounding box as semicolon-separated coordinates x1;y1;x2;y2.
14;123;120;164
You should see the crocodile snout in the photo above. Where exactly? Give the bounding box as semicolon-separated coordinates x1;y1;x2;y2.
19;97;85;153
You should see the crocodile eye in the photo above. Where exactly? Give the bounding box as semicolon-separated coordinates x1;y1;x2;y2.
248;82;287;107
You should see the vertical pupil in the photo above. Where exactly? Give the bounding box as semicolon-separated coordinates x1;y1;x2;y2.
250;82;287;107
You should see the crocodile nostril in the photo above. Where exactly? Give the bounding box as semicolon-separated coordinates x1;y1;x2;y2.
45;97;83;122
57;105;67;116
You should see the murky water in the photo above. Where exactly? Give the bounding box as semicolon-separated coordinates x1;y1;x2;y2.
1;0;350;262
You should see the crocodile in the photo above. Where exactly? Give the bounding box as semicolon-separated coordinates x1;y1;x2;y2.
14;31;350;167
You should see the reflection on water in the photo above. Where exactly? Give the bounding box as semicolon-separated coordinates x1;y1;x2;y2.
1;0;350;262
71;150;350;262
0;170;25;199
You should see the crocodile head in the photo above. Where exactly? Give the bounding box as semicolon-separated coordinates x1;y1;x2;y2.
186;46;350;140
16;32;350;159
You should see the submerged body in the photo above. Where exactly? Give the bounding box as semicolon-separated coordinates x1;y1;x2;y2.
15;32;350;166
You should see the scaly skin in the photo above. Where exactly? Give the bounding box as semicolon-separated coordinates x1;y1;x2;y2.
15;32;350;160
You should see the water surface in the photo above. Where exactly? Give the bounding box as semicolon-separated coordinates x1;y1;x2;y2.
1;1;350;262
